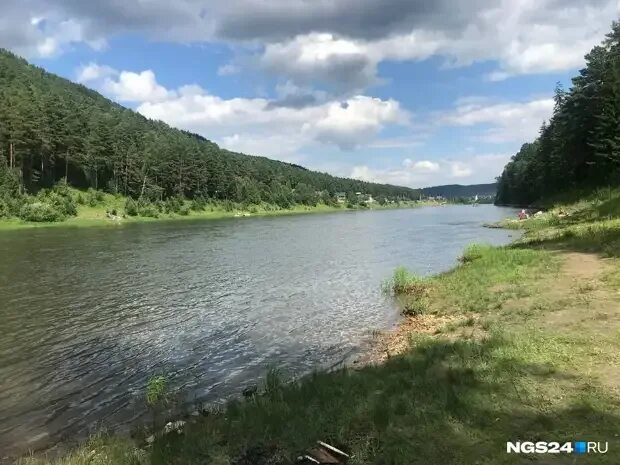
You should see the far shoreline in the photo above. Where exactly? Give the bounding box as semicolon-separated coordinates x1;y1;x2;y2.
0;200;444;233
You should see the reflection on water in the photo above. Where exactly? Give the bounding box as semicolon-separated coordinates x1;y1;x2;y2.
0;205;517;456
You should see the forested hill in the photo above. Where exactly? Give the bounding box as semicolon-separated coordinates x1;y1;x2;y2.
496;21;620;206
0;49;419;205
421;183;496;199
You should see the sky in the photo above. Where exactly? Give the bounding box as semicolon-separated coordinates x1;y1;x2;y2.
2;1;619;188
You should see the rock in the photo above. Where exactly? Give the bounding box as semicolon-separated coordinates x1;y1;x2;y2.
242;385;258;398
164;420;186;434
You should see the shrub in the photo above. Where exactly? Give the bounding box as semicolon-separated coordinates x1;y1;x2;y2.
389;266;432;297
87;188;105;207
19;201;65;222
137;203;160;218
125;198;138;216
460;244;486;263
401;297;429;316
222;200;235;212
178;204;190;216
164;196;184;214
190;198;206;211
0;198;9;218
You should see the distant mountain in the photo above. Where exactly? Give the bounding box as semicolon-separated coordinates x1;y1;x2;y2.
420;183;497;199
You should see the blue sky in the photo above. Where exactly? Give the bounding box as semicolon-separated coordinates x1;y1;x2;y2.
3;1;618;187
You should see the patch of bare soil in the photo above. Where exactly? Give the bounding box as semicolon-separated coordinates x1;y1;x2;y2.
538;252;620;391
355;314;460;366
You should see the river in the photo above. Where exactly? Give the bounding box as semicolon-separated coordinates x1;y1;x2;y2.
0;205;517;457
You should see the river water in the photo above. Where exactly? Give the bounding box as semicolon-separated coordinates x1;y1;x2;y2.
0;205;517;457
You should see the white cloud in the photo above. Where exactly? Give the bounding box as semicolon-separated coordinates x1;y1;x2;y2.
77;64;175;103
76;63;117;83
217;63;240;76
439;97;554;143
104;70;174;103
450;162;473;178
350;153;511;187
80;65;410;156
311;97;409;149
3;1;616;88
402;159;440;173
250;0;618;90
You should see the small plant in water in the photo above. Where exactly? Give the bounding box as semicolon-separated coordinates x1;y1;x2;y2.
146;374;169;431
146;375;168;406
387;266;432;297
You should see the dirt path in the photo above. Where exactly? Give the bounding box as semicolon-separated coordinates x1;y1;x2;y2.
539;252;620;393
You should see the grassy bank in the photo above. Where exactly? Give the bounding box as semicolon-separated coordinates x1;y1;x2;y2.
0;188;433;232
18;192;620;465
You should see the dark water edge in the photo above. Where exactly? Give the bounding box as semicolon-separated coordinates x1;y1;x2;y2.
0;205;518;458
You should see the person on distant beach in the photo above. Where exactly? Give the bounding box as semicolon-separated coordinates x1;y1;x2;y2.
518;209;528;220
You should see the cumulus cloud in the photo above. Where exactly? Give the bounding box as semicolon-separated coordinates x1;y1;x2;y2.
76;64;174;103
350;153;511;187
105;70;174;103
80;64;410;156
76;63;117;83
439;97;555;143
4;0;617;90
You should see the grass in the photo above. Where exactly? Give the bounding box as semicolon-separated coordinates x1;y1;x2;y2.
0;189;435;232
17;188;620;465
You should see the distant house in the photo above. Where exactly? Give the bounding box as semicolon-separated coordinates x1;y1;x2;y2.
335;192;347;203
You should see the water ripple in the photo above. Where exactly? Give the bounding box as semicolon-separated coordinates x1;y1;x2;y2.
0;205;517;457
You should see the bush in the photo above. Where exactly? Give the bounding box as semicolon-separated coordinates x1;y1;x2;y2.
190;198;207;211
460;244;487;263
137;202;160;218
388;266;432;297
222;200;235;212
401;297;429;316
125;198;138;216
32;189;78;218
87;188;105;207
178;204;190;216
0;198;9;218
19;201;65;222
164;196;184;214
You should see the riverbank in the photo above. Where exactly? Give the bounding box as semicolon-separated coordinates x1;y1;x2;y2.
0;190;435;232
16;193;620;465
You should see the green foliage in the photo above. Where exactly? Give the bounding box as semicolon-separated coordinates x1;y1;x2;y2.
124;198;138;216
496;22;620;205
146;375;168;407
18;201;65;222
388;266;431;296
459;243;486;263
136;201;159;218
401;296;429;316
385;267;433;316
8;185;79;222
86;188;105;207
0;48;420;217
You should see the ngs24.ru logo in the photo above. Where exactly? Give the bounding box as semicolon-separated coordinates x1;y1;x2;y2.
507;441;608;454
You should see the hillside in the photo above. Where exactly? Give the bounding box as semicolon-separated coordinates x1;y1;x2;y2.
0;49;419;209
495;21;620;206
421;183;496;199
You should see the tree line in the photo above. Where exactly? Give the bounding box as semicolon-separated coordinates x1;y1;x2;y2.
0;48;419;218
496;21;620;206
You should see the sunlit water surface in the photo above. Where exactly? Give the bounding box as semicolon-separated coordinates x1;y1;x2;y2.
0;205;518;456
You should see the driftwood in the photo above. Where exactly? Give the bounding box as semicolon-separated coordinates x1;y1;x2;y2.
297;441;350;465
